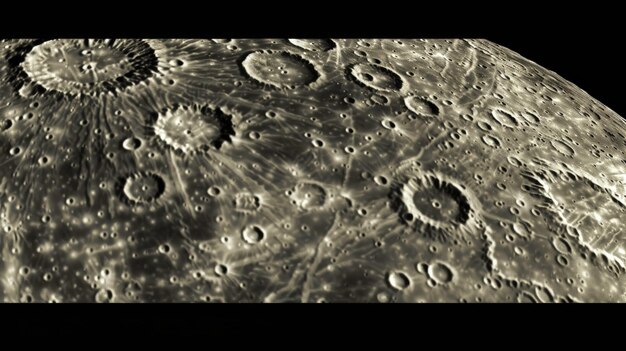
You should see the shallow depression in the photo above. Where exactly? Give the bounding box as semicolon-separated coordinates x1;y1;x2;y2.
348;63;403;92
404;96;439;117
240;50;319;89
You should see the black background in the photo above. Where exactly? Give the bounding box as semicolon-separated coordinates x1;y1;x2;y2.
491;36;623;117
0;2;623;338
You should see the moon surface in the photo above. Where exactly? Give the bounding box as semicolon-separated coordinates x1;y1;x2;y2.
0;39;625;303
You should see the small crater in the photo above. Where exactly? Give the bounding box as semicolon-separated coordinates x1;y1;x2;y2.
95;289;114;303
512;222;532;239
552;237;572;255
477;121;493;131
481;134;501;148
38;156;49;166
507;156;523;167
550;140;575;157
381;119;396;130
116;172;166;206
207;186;221;197
427;262;454;284
158;244;171;254
374;175;389;186
490;109;519;128
387;271;411;290
404;96;439;117
371;94;389;105
521;111;541;124
215;264;229;276
242;225;265;244
9;146;21;156
556;255;569;267
1;119;13;131
348;63;403;92
122;137;142;151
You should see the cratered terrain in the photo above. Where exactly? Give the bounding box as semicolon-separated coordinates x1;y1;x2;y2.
0;39;624;303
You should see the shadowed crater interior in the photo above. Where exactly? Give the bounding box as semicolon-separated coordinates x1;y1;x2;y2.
393;171;471;229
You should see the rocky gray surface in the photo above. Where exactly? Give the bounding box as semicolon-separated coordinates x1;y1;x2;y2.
0;39;624;302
